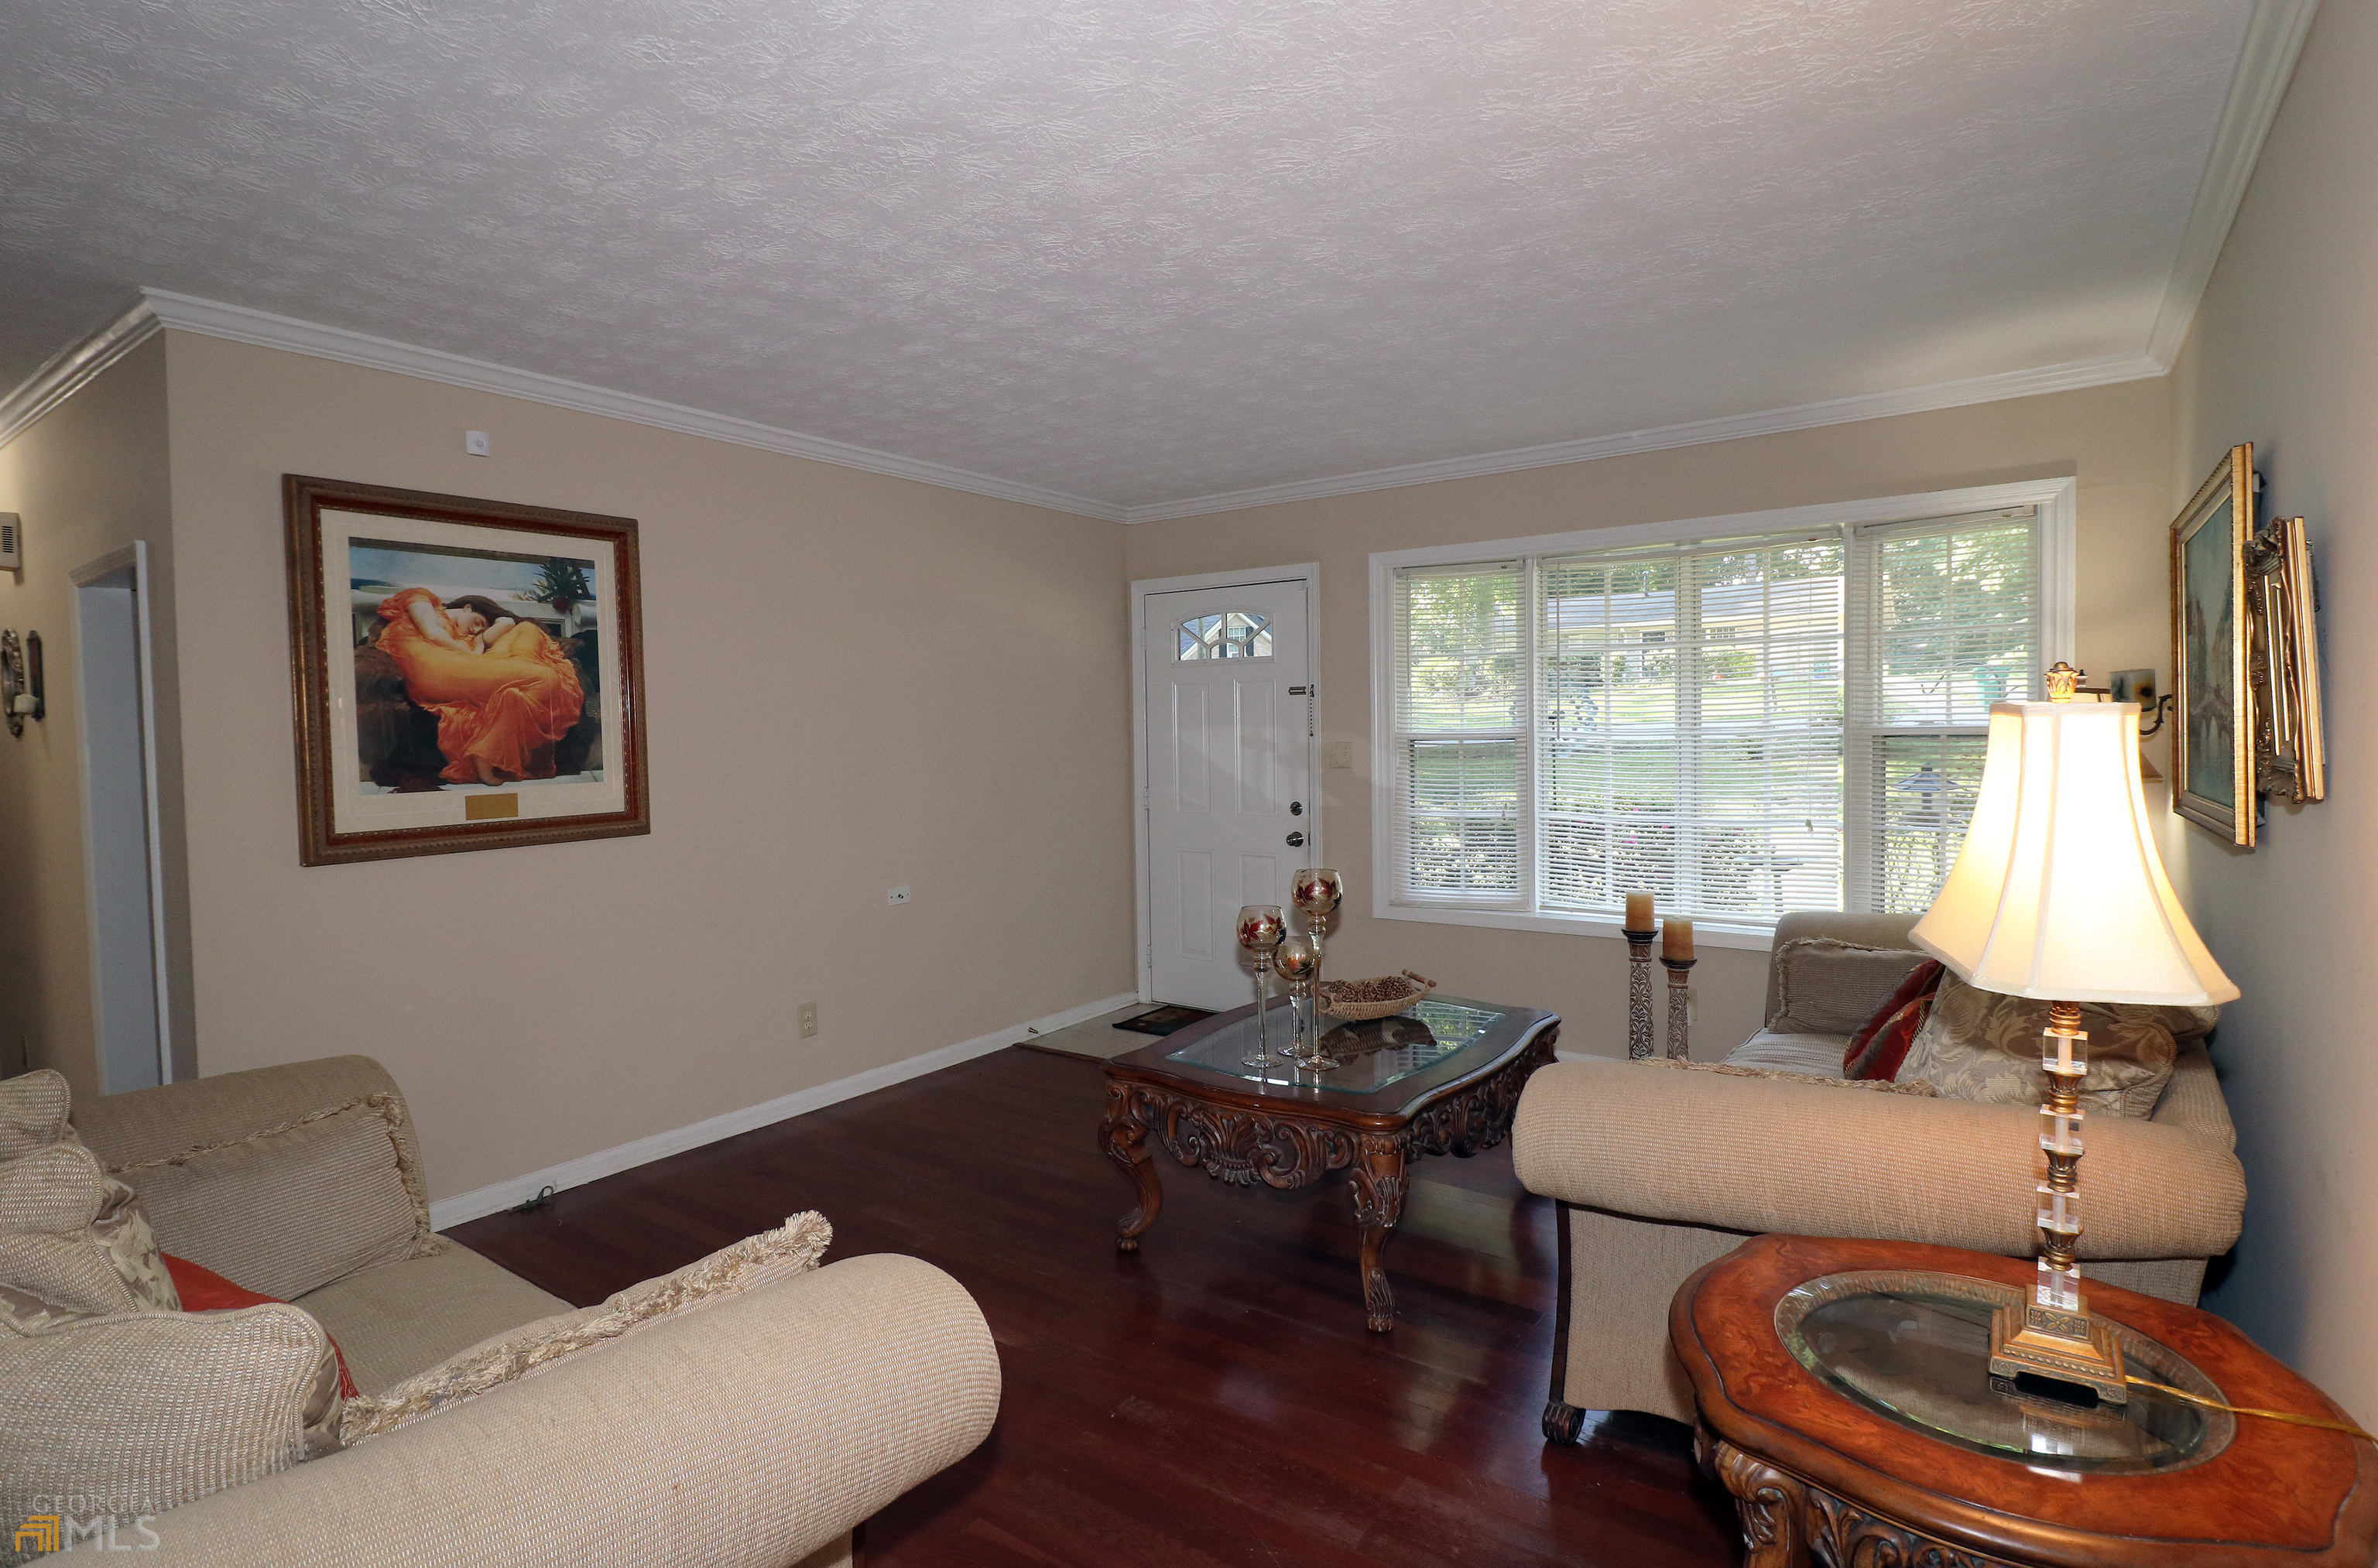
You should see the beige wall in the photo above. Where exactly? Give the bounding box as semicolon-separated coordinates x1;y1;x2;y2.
1125;377;2177;1061
159;331;1135;1201
2167;0;2378;1425
0;337;181;1099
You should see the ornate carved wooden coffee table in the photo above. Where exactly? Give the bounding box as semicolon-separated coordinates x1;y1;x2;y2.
1672;1234;2378;1567
1101;995;1558;1331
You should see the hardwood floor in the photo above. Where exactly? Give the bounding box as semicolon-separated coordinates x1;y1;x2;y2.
449;1046;1741;1566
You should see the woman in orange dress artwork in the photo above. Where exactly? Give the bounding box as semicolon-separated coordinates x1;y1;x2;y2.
374;587;585;786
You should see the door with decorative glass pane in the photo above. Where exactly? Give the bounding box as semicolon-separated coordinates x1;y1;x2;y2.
1143;580;1312;1011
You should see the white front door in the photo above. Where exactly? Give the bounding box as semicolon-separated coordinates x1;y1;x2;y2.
1143;579;1313;1010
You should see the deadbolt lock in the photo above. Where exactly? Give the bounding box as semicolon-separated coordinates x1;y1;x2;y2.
1290;800;1304;815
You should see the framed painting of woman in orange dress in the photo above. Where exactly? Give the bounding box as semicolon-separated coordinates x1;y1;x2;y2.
284;474;650;864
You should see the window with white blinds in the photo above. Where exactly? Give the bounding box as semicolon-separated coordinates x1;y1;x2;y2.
1848;508;2041;914
1383;499;2055;932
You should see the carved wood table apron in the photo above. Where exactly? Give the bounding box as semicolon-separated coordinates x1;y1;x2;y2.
1672;1234;2378;1568
1102;996;1559;1331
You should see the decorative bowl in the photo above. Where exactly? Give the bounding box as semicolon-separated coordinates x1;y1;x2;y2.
1318;971;1436;1021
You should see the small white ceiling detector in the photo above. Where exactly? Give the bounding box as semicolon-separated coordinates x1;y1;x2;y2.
464;430;491;457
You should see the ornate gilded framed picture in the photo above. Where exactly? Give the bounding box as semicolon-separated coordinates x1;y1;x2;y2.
2246;514;2326;806
285;474;650;865
2170;443;2254;847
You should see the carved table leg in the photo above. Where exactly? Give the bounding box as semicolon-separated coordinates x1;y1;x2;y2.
1348;1132;1409;1331
1710;1439;1811;1568
1101;1084;1163;1251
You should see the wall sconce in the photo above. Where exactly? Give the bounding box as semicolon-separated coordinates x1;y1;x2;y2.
2;630;43;737
2088;669;2174;781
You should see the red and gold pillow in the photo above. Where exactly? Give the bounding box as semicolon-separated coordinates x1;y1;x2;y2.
164;1252;357;1399
1843;959;1945;1080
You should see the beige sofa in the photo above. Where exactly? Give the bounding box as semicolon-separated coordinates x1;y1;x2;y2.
1513;912;2246;1437
39;1056;999;1566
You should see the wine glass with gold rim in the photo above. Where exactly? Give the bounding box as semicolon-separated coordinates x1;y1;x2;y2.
1235;905;1287;1073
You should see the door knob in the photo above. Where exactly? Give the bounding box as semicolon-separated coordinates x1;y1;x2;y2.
1285;831;1306;847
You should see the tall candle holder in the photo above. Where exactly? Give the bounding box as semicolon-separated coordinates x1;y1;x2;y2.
1623;926;1657;1060
1661;956;1696;1060
1290;867;1344;995
1660;918;1696;1060
1235;905;1286;1073
1275;932;1338;1071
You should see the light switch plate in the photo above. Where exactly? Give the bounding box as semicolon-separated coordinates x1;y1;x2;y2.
886;885;912;905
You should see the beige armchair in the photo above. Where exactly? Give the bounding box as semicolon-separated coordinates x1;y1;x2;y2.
1513;912;2246;1438
39;1057;999;1566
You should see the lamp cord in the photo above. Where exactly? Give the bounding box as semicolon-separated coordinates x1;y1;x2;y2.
2124;1374;2377;1443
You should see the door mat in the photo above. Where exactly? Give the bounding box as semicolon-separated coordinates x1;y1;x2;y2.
1112;1004;1216;1037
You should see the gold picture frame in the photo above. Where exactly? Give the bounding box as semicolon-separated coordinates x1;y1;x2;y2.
2246;514;2325;806
2171;445;2254;846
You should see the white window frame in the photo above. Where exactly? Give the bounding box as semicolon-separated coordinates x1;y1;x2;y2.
1367;479;2075;952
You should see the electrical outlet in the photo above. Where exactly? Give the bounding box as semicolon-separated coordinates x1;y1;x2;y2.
1324;741;1353;770
464;430;492;457
886;885;911;905
797;1001;818;1039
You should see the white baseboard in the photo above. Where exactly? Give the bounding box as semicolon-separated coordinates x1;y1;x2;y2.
427;990;1140;1229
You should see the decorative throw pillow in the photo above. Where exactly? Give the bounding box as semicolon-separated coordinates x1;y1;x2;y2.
1770;940;1931;1036
107;1094;437;1302
1843;960;1945;1080
1636;1057;1938;1097
1;1303;343;1556
165;1252;358;1399
1;1068;72;1161
1897;972;2178;1118
341;1211;834;1445
0;1138;180;1335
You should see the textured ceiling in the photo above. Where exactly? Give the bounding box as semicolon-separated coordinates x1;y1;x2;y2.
0;1;2250;511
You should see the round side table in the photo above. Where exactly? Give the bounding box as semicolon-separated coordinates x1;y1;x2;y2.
1670;1235;2378;1567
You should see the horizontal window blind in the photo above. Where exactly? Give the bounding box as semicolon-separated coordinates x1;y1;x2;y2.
1852;507;2040;913
1393;563;1523;899
1536;534;1845;923
1386;502;2048;928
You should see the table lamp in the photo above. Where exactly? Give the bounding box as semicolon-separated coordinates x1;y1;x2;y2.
1908;663;2239;1403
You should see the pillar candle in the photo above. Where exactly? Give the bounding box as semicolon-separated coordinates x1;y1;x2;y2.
1625;892;1653;930
1662;917;1694;960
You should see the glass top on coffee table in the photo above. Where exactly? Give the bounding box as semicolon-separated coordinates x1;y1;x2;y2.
1163;998;1507;1094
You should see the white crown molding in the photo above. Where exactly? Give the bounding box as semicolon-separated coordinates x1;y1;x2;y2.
2;289;1124;521
2147;0;2321;367
0;300;163;451
1122;352;2160;523
425;988;1138;1228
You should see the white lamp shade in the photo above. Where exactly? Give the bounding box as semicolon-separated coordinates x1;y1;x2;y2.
1909;700;2239;1006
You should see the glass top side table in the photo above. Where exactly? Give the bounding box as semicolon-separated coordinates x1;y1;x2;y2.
1774;1268;2232;1476
1670;1234;2378;1568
